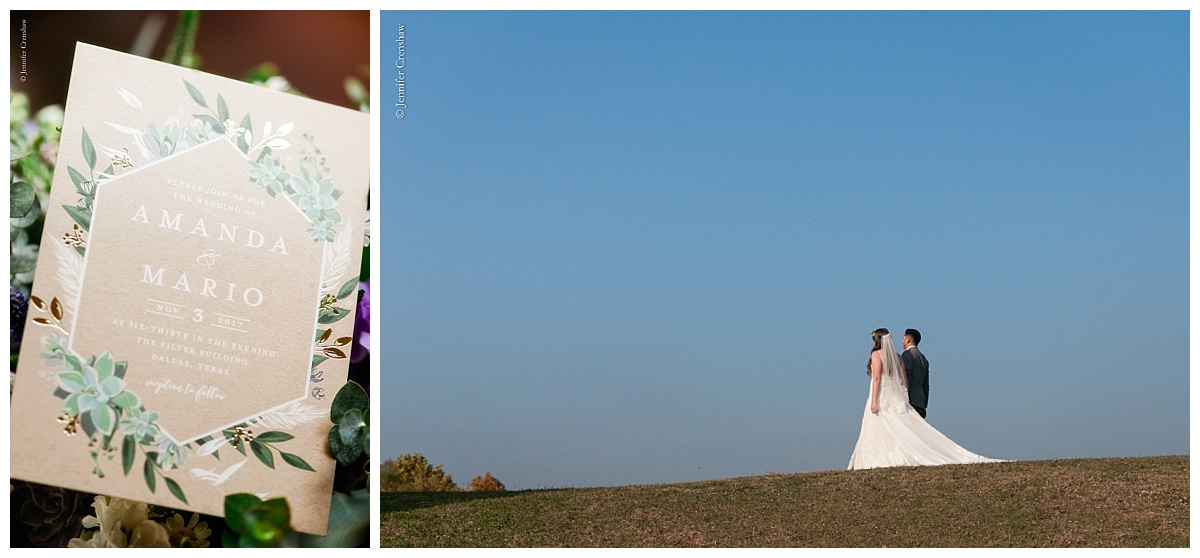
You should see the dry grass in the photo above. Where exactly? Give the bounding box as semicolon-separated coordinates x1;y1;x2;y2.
380;455;1189;547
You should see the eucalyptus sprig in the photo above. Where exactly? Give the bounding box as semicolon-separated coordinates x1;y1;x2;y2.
328;380;368;468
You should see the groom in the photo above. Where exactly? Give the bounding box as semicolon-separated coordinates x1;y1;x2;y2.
902;328;929;419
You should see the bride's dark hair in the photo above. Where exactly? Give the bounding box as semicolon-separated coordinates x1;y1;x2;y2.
867;328;889;375
871;328;889;352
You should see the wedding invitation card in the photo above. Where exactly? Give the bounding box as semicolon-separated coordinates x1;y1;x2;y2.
10;43;369;535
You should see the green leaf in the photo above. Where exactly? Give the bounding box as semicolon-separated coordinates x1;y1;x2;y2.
328;427;361;466
91;405;116;436
97;377;123;401
359;409;370;455
110;391;139;410
330;380;368;423
252;431;294;443
217;94;229;122
63;354;85;373
10;181;36;218
337;277;359;300
94;351;115;379
184;80;208;108
61;393;82;415
317;307;349;324
67;166;87;190
114;361;128;379
224;493;263;535
337;408;365;446
164;476;188;504
11;246;38;273
81;128;97;170
63;204;92;231
57;371;87;392
312;355;329;369
144;457;157;493
298;489;369;547
243;498;297;547
250;440;275;469
122;435;136;475
280;452;315;472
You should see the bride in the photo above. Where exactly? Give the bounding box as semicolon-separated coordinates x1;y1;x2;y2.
848;328;1002;470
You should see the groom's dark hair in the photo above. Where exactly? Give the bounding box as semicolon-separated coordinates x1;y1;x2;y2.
905;328;921;345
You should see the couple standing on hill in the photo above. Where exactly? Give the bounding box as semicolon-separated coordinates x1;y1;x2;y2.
847;328;1002;470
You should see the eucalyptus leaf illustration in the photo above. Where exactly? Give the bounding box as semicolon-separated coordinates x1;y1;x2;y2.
250;441;275;469
184;79;208;108
121;435;136;475
164;477;188;504
318;307;349;324
280;452;315;472
81;128;97;170
336;277;359;301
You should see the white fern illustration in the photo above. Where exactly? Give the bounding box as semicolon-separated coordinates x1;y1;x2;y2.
54;240;85;321
247;401;327;431
191;458;247;486
114;86;143;110
195;435;229;458
101;122;152;160
319;229;352;297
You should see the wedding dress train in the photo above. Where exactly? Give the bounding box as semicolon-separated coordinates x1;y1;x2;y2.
848;350;1002;470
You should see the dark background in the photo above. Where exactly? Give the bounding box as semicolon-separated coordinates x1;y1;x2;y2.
12;11;369;112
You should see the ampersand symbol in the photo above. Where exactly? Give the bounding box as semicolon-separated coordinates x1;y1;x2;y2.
196;249;221;269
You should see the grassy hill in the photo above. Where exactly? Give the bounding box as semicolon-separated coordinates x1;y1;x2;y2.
380;455;1188;547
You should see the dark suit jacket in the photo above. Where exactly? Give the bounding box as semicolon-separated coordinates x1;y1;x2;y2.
902;346;929;410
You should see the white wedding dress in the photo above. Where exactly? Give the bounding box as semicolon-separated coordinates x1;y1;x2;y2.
848;337;1002;470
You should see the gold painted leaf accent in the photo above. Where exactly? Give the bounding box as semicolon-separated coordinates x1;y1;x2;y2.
318;329;332;344
33;318;52;326
30;295;46;310
322;347;347;359
51;298;64;320
335;337;353;347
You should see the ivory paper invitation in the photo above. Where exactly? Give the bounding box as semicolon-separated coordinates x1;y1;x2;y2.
10;43;369;535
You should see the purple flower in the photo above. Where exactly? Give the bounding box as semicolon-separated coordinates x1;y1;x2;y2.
11;285;28;344
350;281;370;363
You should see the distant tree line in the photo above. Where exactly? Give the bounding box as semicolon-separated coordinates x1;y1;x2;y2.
381;453;506;492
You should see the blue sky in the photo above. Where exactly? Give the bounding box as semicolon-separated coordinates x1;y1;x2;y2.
379;10;1189;490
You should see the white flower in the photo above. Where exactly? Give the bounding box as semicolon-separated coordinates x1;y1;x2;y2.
222;118;251;145
166;512;212;548
67;495;170;548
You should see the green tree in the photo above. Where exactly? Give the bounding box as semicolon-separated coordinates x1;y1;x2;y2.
469;472;506;492
380;453;459;492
